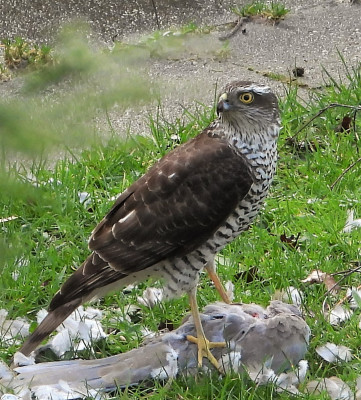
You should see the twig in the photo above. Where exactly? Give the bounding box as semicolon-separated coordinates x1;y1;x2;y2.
329;156;361;190
331;263;361;276
289;103;361;142
219;17;248;41
322;264;361;313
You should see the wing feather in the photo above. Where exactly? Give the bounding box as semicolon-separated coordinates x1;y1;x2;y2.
89;131;254;274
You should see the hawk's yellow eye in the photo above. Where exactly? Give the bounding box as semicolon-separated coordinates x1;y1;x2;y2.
239;92;254;104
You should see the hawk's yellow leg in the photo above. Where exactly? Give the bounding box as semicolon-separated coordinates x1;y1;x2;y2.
205;260;231;304
186;287;226;369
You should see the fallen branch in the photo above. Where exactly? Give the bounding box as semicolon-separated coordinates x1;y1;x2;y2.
289;103;361;142
219;17;248;41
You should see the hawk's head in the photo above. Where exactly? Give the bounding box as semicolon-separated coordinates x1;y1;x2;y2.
216;81;280;135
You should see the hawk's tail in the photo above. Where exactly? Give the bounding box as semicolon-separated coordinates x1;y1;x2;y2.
14;252;127;363
16;298;82;358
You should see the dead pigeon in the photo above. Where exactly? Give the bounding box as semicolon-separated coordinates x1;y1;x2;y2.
6;301;309;398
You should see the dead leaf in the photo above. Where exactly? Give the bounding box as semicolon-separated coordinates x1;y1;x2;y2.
324;274;341;295
280;232;301;249
301;269;327;284
301;269;340;295
335;115;352;133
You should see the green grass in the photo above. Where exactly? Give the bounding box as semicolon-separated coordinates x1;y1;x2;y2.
232;1;289;21
1;39;361;398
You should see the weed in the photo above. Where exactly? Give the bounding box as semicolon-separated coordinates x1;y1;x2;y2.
1;37;53;70
232;1;290;21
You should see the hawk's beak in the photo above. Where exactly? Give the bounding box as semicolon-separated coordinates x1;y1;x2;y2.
217;93;231;115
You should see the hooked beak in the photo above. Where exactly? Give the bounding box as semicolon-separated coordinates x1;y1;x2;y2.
216;93;231;115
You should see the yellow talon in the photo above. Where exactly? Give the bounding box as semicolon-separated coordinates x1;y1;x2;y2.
186;334;226;369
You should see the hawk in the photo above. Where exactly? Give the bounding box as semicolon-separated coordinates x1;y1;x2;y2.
17;80;280;369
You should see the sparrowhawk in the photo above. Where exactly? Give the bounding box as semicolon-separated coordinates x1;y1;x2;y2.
17;80;280;369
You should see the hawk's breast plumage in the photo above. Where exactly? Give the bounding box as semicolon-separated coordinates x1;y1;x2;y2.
17;80;280;361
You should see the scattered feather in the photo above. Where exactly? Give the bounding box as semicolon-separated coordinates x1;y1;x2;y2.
245;360;308;394
328;304;353;326
34;306;107;357
137;287;163;308
1;395;21;400
343;210;361;233
224;280;235;303
123;304;141;316
78;191;92;208
346;287;361;310
0;360;16;381
0;216;18;223
11;257;30;281
13;352;35;367
219;351;242;374
31;381;87;400
122;283;137;293
215;254;233;267
0;310;30;345
140;326;157;340
48;330;72;357
307;198;320;204
246;362;276;385
276;360;308;387
306;376;353;400
357;375;361;390
356;376;361;400
150;348;178;380
273;286;304;307
316;342;352;363
108;304;141;324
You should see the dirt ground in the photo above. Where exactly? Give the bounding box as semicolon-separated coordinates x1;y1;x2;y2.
0;0;360;138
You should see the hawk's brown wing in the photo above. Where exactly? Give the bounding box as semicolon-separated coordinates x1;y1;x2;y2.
89;131;254;274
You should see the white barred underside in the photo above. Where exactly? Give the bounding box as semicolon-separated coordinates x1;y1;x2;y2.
159;124;280;299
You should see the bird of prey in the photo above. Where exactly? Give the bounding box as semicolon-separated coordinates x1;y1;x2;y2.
17;80;280;369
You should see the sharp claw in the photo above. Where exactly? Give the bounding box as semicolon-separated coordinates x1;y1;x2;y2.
186;334;226;370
